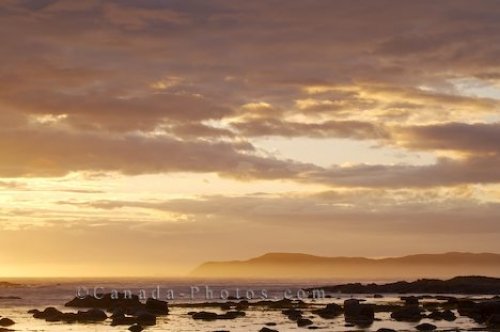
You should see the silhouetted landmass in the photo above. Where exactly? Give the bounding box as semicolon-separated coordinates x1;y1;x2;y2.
190;252;500;279
0;282;21;288
317;276;500;294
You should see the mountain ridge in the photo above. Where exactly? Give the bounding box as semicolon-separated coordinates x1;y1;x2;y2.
190;252;500;279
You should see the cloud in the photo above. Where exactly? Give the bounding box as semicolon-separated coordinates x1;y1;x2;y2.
56;188;500;235
394;122;500;154
0;125;318;178
232;119;389;139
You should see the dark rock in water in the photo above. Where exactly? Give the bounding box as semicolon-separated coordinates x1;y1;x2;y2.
427;309;456;321
376;329;397;332
65;293;142;310
219;311;245;319
282;308;302;321
458;300;500;324
401;296;419;306
390;305;424;321
110;313;137;326
344;299;374;325
297;318;313;327
265;322;277;326
136;312;156;326
416;323;437;331
0;328;15;332
191;311;244;321
260;327;278;332
220;303;231;310
76;309;108;322
312;303;342;319
128;324;144;332
32;307;63;321
373;294;384;298
31;307;107;323
145;298;169;315
0;318;14;327
488;314;500;327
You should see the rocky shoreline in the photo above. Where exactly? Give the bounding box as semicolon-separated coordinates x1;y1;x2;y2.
21;290;500;331
313;276;500;295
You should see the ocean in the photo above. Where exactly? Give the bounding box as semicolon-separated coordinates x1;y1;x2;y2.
0;278;490;331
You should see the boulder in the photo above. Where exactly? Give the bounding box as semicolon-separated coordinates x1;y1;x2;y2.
416;323;437;331
32;307;63;321
312;303;342;319
0;318;14;327
487;313;500;327
192;311;219;321
219;311;245;319
77;309;107;322
458;300;500;323
343;299;374;325
65;293;142;310
427;309;456;321
401;296;419;306
259;328;278;332
136;312;156;326
282;308;302;321
145;298;169;315
297;318;313;327
390;305;424;321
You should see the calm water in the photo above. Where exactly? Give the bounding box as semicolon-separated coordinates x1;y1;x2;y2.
0;279;491;331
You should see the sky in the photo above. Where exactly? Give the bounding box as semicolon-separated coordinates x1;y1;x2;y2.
1;0;500;277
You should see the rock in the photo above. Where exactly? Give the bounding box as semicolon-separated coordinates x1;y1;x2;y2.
376;329;396;332
373;294;384;298
402;296;419;306
343;299;374;325
145;298;169;315
191;311;219;321
296;318;313;327
282;308;302;321
136;312;156;326
427;309;456;321
32;307;63;321
416;323;437;331
0;318;14;327
390;305;424;321
312;303;342;319
110;313;137;326
65;293;142;310
260;328;278;332
487;313;500;327
219;311;245;319
128;324;144;332
458;300;500;323
78;309;107;322
220;303;231;310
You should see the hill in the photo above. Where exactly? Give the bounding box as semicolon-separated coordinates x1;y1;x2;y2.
190;252;500;279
